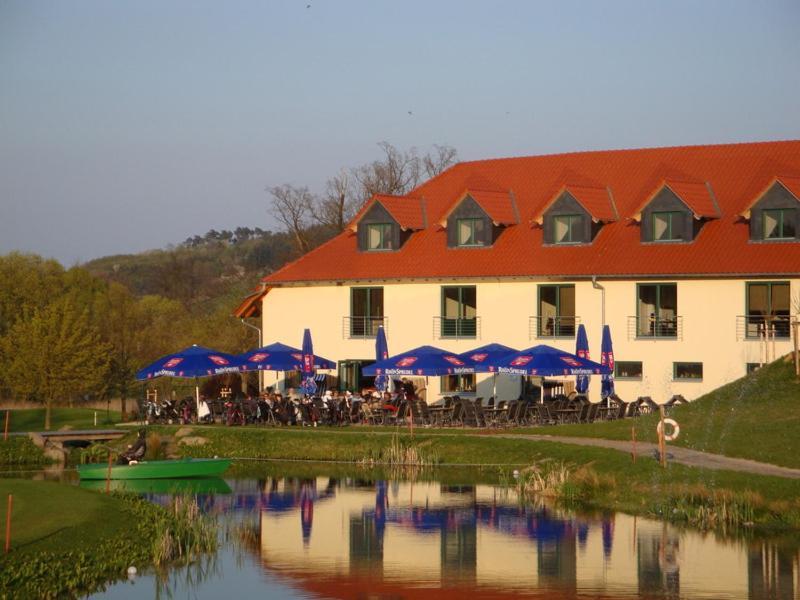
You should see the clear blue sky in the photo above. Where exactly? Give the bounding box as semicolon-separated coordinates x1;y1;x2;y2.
2;0;799;265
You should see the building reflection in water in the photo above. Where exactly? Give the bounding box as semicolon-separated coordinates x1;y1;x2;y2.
247;477;800;599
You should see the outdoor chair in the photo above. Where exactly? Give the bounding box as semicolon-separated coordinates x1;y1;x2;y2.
501;401;518;427
472;399;488;427
360;404;379;425
449;401;464;427
586;402;600;423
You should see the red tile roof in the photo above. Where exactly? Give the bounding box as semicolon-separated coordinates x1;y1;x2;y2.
438;189;518;226
633;179;720;220
739;175;800;218
348;194;426;231
265;140;800;283
534;185;616;224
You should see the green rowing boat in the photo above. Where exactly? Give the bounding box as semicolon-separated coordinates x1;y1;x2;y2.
76;458;231;480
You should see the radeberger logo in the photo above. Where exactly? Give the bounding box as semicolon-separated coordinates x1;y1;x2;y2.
209;355;230;366
510;356;533;366
470;353;489;362
395;357;417;367
163;358;183;368
248;353;269;363
443;356;465;366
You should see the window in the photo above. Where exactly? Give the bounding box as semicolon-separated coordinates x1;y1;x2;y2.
350;287;383;337
441;286;477;338
553;214;583;244
674;362;702;380
652;211;682;241
441;374;476;394
366;223;393;250
537;285;576;337
763;208;796;240
746;282;790;338
637;283;678;337
746;363;761;375
456;218;485;247
615;361;643;379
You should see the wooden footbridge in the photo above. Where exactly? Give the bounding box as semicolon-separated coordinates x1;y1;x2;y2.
23;429;128;462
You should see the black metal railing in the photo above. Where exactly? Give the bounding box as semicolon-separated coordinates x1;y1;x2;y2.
343;316;386;338
528;315;580;339
736;314;792;340
628;315;683;339
434;316;480;339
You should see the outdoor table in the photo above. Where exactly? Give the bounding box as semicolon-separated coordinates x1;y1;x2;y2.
427;406;448;425
554;408;580;424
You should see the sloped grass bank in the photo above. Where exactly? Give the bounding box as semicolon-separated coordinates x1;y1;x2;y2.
516;356;800;469
0;437;49;466
174;425;800;531
0;479;216;599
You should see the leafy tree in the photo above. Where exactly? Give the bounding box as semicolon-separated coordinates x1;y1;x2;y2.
1;297;111;430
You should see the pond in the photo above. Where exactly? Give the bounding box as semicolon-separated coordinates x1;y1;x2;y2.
61;465;800;599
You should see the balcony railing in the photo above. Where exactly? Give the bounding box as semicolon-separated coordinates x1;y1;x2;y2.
627;315;683;340
529;315;580;339
736;314;792;340
434;316;480;340
343;316;386;339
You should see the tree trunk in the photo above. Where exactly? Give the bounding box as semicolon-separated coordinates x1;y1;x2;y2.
120;394;127;421
44;398;51;431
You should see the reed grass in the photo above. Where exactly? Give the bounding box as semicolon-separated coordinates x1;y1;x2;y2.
358;434;439;467
152;495;217;566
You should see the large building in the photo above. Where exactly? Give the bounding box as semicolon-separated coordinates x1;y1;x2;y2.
236;140;800;403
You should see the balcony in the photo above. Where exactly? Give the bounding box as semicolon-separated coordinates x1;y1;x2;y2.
627;315;683;340
529;316;580;339
736;314;792;340
343;316;386;339
434;316;480;340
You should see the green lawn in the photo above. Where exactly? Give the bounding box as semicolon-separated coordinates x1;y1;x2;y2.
513;356;800;469
0;479;128;555
1;408;121;433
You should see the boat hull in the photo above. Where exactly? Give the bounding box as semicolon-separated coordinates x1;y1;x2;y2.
76;458;231;480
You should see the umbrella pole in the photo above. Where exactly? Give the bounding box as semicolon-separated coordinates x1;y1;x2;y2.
492;373;497;401
195;380;201;422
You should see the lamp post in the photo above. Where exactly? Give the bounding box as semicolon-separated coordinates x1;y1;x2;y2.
239;318;263;393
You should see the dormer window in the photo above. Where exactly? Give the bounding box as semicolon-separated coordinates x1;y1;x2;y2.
634;180;719;244
366;223;393;250
350;194;426;252
535;185;616;245
763;208;796;240
740;178;800;243
440;189;518;249
553;214;584;244
457;217;485;247
652;211;683;241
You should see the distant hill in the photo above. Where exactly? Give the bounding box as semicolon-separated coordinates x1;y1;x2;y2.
82;225;334;312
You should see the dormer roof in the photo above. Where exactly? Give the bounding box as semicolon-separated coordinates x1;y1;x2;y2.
348;194;426;232
533;185;617;224
739;176;800;218
632;179;720;221
438;189;518;226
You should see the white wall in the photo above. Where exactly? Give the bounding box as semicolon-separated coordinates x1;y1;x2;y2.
260;277;798;403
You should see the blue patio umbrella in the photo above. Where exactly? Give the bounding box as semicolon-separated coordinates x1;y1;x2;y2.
135;344;244;413
475;344;610;376
575;325;591;394
373;325;391;392
300;329;317;396
362;345;474;376
458;343;518;400
600;325;615;400
238;342;335;372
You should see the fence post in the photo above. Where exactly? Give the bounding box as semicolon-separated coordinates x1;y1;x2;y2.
4;494;12;554
3;411;8;441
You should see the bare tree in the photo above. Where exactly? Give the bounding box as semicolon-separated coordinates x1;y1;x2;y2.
423;144;458;178
311;169;357;233
268;184;314;253
353;141;422;202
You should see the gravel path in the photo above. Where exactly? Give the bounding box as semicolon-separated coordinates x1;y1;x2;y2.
493;433;800;479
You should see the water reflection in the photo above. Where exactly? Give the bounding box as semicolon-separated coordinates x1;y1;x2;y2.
251;477;800;600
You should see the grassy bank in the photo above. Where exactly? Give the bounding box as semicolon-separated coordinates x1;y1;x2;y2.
0;479;216;599
166;425;800;531
0;408;121;433
515;355;800;469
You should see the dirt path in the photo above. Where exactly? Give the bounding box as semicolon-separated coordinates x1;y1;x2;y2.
492;433;800;479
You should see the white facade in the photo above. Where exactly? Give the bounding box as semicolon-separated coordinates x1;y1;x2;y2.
259;276;799;403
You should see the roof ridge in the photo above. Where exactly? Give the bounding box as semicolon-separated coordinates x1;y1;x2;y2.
455;138;800;167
